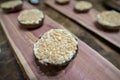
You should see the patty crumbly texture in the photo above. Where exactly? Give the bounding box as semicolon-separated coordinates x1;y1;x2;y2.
1;0;22;8
18;9;44;24
75;1;92;11
34;29;78;65
56;0;70;3
97;11;120;27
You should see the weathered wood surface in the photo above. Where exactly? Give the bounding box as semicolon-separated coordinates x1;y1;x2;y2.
45;0;120;48
0;1;120;80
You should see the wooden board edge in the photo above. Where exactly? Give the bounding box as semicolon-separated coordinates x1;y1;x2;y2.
77;19;120;48
10;45;30;80
0;19;37;80
45;0;120;48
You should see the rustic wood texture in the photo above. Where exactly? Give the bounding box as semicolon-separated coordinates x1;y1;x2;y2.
0;1;120;80
45;0;120;48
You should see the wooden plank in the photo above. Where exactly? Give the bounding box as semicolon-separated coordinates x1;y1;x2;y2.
0;1;120;80
45;0;120;48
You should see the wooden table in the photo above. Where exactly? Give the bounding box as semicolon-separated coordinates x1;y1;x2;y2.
0;0;120;80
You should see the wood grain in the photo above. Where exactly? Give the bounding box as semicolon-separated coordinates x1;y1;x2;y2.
0;1;120;80
45;0;120;48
